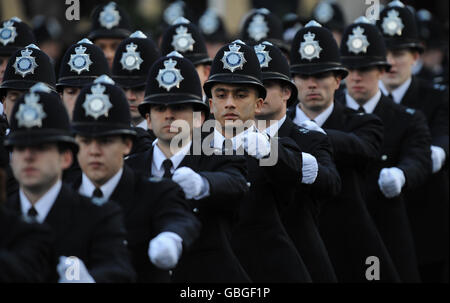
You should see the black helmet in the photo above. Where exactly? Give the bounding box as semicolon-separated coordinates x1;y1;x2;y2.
203;40;266;99
254;41;297;106
376;0;424;53
198;9;229;44
72;75;136;137
416;9;446;49
290;20;348;78
240;8;290;54
139;51;208;118
312;0;346;33
282;13;303;44
4;82;77;151
88;2;132;41
57;38;110;91
160;17;211;66
0;17;36;56
0;44;56;98
340;17;391;71
112;31;161;89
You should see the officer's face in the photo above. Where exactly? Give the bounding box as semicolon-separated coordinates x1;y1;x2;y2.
148;104;203;144
61;87;81;120
209;84;263;127
196;64;211;95
11;144;72;194
294;72;341;113
0;55;10;83
383;49;419;89
76;135;132;187
347;67;384;103
124;87;145;124
257;80;291;120
3;90;25;122
94;38;123;69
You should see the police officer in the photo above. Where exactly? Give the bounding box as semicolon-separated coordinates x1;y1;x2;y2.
198;8;229;59
1;44;55;124
340;16;432;282
126;52;250;282
71;75;201;282
240;8;290;59
0;17;36;84
57;38;110;120
88;1;132;69
254;41;341;282
288;20;399;282
377;0;449;282
204;40;312;282
4;83;135;282
160;17;212;98
311;0;346;46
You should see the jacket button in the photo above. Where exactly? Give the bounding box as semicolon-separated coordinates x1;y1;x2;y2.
246;182;251;187
381;155;388;161
193;208;199;213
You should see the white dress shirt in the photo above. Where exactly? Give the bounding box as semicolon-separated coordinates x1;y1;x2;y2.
136;119;148;130
345;90;382;114
263;115;287;138
212;125;258;150
20;180;62;223
79;168;123;201
292;102;334;127
379;77;412;104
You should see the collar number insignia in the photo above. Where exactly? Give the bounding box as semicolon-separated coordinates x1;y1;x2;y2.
68;44;93;74
156;58;184;91
83;83;113;119
171;26;195;52
347;26;370;54
299;32;322;61
13;48;38;78
221;43;247;72
120;42;143;71
254;43;272;68
248;14;269;41
382;10;404;36
0;20;18;46
15;93;47;128
99;2;121;29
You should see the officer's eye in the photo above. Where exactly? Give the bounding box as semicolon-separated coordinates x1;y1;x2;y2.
153;105;167;112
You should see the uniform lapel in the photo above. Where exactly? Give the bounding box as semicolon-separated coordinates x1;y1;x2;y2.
44;184;75;242
399;77;418;108
109;165;135;214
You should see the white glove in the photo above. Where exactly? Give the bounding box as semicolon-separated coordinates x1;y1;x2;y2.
148;232;183;270
57;256;95;283
172;167;208;199
299;120;326;135
378;167;406;198
243;131;271;159
431;145;446;173
301;152;318;184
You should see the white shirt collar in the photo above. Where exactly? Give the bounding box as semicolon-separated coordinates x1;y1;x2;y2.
293;102;334;127
20;180;62;223
136;119;148;130
213;125;257;150
345;90;381;114
263;115;286;138
152;139;192;173
79;168;123;201
379;77;412;104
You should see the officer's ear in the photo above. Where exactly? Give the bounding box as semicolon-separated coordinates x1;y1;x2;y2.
121;136;133;155
146;112;152;131
60;149;73;171
281;85;292;104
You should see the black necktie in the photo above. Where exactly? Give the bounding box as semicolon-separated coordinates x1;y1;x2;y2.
222;138;234;155
387;93;394;101
357;106;366;113
92;187;103;198
162;159;173;178
27;207;38;218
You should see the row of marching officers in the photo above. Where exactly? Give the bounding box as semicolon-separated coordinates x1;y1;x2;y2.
0;2;448;282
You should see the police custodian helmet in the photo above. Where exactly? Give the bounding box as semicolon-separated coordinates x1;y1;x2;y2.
112;31;161;89
254;41;298;106
0;44;56;98
203;40;267;99
4;83;77;151
72;75;136;137
290;20;348;78
88;1;132;41
138;51;209;118
0;17;36;57
57;38;110;91
340;17;391;71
